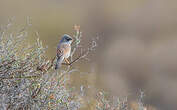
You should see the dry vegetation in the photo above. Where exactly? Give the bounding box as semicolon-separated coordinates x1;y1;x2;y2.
0;20;148;110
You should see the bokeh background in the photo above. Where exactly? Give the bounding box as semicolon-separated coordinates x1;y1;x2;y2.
1;0;177;110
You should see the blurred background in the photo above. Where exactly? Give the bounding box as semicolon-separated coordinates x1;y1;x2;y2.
1;0;177;109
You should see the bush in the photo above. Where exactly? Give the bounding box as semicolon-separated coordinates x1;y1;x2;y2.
0;20;82;110
0;19;149;110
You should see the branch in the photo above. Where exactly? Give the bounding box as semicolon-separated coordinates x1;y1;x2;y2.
31;85;42;98
62;49;90;66
0;75;40;79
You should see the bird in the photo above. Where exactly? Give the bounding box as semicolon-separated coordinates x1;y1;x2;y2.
55;34;73;70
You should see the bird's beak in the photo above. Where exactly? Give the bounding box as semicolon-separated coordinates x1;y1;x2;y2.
69;38;73;41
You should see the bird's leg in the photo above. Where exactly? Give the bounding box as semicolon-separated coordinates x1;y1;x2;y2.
64;58;70;65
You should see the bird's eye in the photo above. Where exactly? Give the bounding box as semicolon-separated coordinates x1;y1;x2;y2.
66;38;72;41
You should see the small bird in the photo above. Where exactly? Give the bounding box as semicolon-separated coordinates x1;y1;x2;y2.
55;34;73;70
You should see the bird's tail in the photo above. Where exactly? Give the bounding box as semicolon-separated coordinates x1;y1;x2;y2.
55;56;64;70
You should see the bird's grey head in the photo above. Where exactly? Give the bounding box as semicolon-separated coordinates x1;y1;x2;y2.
60;34;73;44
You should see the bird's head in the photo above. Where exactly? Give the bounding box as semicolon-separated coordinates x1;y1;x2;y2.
60;34;73;44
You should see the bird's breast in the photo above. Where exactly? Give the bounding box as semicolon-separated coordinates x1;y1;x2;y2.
61;44;71;58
